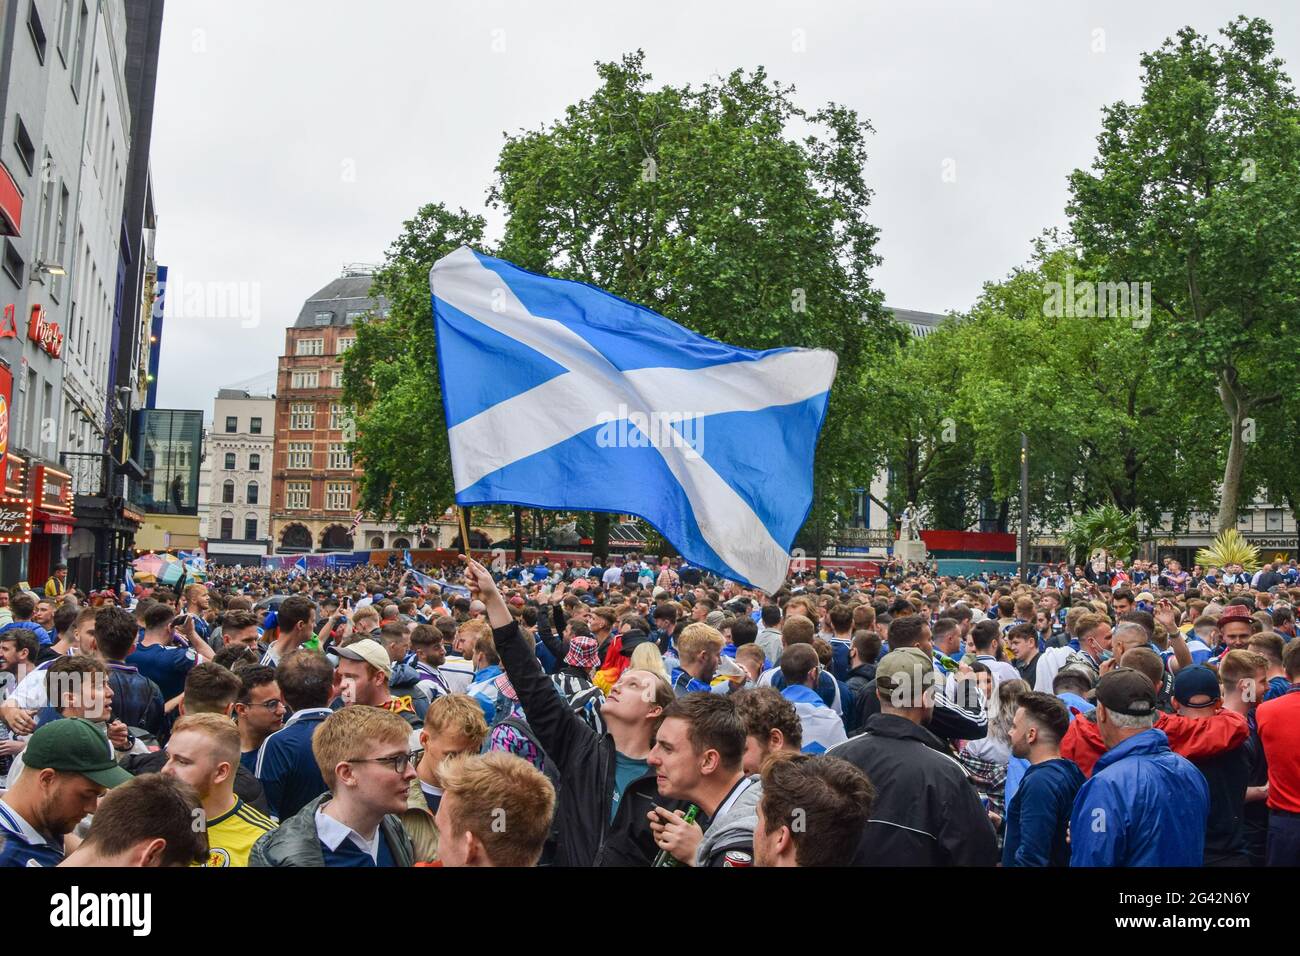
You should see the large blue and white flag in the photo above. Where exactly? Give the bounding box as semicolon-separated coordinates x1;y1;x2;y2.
287;555;308;579
430;247;837;593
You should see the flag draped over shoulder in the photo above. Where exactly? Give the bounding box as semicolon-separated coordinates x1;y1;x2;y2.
429;246;836;593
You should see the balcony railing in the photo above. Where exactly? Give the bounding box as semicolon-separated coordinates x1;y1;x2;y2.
61;452;108;497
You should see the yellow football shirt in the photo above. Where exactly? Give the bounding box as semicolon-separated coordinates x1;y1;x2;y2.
199;798;277;867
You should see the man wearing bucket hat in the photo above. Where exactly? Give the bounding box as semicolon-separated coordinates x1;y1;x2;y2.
1069;667;1210;866
0;718;132;866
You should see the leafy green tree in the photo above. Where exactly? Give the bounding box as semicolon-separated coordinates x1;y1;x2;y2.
1066;16;1300;532
951;245;1222;531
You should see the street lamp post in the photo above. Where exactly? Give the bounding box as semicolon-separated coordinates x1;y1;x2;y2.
1020;432;1029;582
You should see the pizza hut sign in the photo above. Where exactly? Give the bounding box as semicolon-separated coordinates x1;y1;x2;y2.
0;494;32;544
27;305;64;359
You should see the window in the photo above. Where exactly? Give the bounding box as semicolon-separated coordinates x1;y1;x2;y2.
71;3;88;94
248;453;260;471
337;337;355;354
329;369;344;389
345;310;367;324
222;480;235;504
291;369;319;389
250;417;262;434
286;481;310;510
220;516;233;539
225;416;237;433
28;2;48;64
328;443;351;470
246;481;259;504
223;452;236;470
57;0;73;62
325;481;351;511
244;517;258;541
329;403;349;430
313;311;333;326
13;116;36;174
290;403;314;430
295;338;324;356
2;240;25;286
287;442;311;469
1267;509;1284;532
51;185;69;299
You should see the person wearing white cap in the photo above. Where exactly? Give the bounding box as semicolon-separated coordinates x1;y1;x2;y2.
336;638;426;732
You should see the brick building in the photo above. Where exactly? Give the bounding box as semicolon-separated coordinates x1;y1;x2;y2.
269;267;407;554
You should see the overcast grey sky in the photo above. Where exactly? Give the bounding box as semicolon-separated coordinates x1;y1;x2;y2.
150;0;1300;415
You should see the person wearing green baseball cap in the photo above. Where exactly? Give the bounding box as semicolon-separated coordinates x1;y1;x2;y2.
0;718;132;867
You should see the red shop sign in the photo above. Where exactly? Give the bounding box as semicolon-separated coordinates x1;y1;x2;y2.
27;305;64;359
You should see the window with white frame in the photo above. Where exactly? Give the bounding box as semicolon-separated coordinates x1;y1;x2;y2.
286;482;310;510
287;442;312;469
337;337;355;354
295;338;324;356
325;481;351;511
291;369;319;389
290;403;314;429
329;403;350;430
327;443;351;469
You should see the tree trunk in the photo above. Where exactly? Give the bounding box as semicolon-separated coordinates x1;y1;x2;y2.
592;512;610;564
1216;370;1246;533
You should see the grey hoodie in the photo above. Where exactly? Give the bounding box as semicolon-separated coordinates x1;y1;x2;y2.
695;776;762;867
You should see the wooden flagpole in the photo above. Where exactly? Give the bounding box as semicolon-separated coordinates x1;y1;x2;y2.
457;505;472;559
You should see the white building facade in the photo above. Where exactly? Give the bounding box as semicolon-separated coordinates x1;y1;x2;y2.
198;387;274;565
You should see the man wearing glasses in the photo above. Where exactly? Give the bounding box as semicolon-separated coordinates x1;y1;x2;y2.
235;666;284;773
250;706;416;867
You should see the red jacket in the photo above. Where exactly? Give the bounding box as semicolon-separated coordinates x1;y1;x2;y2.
1062;707;1249;777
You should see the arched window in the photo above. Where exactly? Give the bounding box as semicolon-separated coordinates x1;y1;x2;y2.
392;537;410;550
222;480;235;504
280;524;312;551
246;481;259;505
369;536;385;549
249;453;260;471
321;525;354;551
418;539;434;548
224;452;236;470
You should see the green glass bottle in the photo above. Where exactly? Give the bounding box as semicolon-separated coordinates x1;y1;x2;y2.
652;804;699;867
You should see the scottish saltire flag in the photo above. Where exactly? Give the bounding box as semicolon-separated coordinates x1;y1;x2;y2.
430;246;837;593
288;555;308;579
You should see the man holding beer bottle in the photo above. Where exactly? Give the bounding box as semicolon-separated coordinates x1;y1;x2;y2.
646;693;761;866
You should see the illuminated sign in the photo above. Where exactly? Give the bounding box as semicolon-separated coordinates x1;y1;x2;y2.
32;464;71;513
27;305;64;359
0;495;33;544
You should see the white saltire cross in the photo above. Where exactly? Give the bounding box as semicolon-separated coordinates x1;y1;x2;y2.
430;246;837;593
